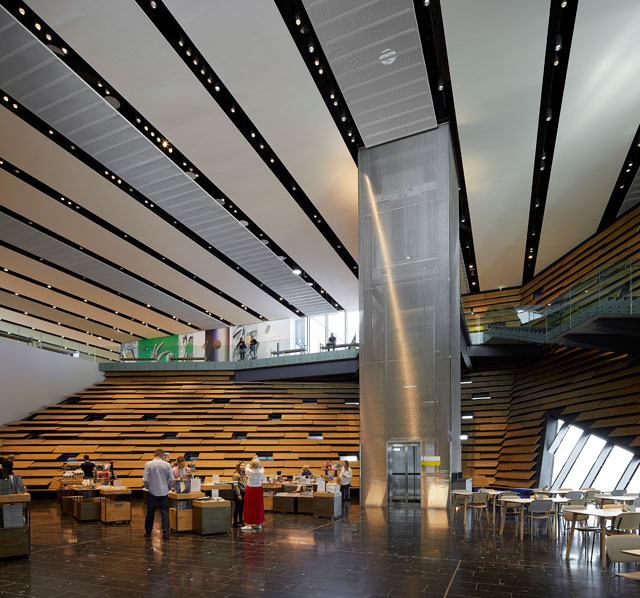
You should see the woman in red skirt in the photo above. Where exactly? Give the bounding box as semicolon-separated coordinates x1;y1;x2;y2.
242;457;265;531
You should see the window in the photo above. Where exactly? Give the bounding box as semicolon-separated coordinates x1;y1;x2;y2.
269;414;282;421
592;446;634;492
562;435;606;490
547;419;638;492
256;452;273;461
551;425;583;486
302;398;317;404
308;432;323;439
340;454;359;462
626;464;640;493
232;432;247;439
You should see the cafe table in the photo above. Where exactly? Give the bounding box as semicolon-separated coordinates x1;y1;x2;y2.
498;496;568;540
563;506;626;569
594;493;639;504
451;490;505;527
621;549;640;557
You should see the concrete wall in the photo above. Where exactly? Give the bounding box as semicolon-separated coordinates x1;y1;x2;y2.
0;339;103;425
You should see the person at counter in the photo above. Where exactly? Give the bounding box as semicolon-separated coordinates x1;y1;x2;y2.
143;448;175;539
301;465;313;478
323;458;333;476
80;455;95;479
232;462;247;528
242;457;265;531
339;461;352;503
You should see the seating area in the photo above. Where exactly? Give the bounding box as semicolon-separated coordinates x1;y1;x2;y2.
0;371;360;492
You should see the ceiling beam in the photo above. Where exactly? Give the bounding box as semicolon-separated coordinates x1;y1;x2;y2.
137;0;359;278
522;0;579;284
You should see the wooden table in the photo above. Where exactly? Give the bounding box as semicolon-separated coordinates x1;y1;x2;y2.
452;490;504;527
498;496;567;540
621;548;640;557
563;506;625;569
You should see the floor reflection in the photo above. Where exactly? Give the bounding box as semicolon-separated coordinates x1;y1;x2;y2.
0;499;633;597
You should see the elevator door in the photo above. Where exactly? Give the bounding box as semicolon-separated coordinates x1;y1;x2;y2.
387;442;421;503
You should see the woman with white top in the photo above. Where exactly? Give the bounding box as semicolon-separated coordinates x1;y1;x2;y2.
339;460;353;503
242;456;265;530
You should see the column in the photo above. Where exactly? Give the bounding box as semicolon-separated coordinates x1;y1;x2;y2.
359;124;460;507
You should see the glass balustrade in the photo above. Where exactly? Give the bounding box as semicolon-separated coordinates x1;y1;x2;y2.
464;258;640;345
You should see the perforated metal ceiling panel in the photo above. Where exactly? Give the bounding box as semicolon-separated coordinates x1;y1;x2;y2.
302;0;437;148
0;6;333;316
0;212;221;330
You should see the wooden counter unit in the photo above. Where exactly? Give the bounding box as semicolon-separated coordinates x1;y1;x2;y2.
99;487;132;523
313;492;342;519
168;491;206;532
0;493;31;558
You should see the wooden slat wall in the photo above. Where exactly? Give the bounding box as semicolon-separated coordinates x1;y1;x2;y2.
462;347;640;488
0;371;360;491
462;204;640;316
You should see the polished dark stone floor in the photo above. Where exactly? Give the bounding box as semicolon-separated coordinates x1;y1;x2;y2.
0;500;636;597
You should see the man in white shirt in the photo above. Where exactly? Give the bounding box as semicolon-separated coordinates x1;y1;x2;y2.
143;448;175;538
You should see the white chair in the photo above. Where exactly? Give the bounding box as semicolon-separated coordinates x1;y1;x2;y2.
528;499;553;539
566;491;584;500
467;492;490;525
605;535;640;597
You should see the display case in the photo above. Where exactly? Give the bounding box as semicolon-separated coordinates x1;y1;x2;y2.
99;487;132;523
0;493;30;558
313;492;342;519
192;499;231;535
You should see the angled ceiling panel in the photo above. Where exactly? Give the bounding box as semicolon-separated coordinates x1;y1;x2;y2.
18;1;358;313
0;211;221;330
164;0;358;259
0;5;340;316
537;0;640;272
302;0;437;148
0;109;294;322
441;0;548;290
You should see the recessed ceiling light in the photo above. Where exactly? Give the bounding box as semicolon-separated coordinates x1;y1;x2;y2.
19;8;25;15
379;48;396;65
292;269;302;275
308;44;314;53
239;220;248;226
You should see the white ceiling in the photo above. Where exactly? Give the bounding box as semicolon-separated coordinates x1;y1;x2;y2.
441;0;549;290
536;0;640;273
0;0;638;353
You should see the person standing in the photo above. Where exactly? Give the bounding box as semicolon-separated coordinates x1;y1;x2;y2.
249;336;258;360
327;333;337;351
79;455;95;479
242;457;265;531
172;456;192;492
143;448;175;539
232;462;247;528
237;339;247;361
339;460;352;503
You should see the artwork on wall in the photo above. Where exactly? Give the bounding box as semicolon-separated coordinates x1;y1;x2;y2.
119;329;229;362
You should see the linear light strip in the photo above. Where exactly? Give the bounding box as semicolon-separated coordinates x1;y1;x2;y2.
0;261;174;338
0;1;343;314
138;0;359;277
0;206;214;330
522;0;579;284
413;0;480;292
0;154;264;322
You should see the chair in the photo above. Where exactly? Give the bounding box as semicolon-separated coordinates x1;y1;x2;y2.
611;490;626;497
467;492;490;524
609;512;640;536
566;491;584;499
528;499;553;538
589;505;634;560
583;489;600;501
605;535;640;597
633;497;640;508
